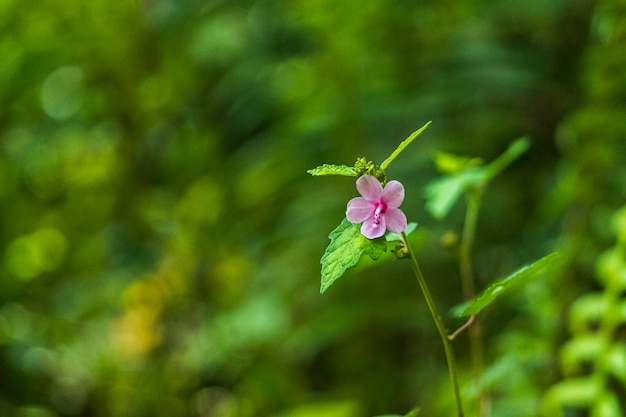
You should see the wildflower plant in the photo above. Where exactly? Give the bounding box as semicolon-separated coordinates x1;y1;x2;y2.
308;122;559;417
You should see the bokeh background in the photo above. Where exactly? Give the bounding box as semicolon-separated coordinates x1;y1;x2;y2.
1;0;626;416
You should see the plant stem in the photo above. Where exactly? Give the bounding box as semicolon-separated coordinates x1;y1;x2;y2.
460;189;487;417
402;232;464;417
460;190;481;302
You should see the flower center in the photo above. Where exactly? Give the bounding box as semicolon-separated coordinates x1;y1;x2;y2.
372;202;387;225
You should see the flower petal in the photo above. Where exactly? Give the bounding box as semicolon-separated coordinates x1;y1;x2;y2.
382;180;405;208
356;175;383;201
361;217;386;239
346;197;374;223
384;207;407;233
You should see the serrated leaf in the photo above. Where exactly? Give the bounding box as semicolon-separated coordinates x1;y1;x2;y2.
363;236;387;260
454;252;560;317
380;121;431;170
307;164;357;176
320;219;387;293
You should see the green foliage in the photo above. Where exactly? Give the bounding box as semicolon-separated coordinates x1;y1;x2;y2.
313;122;431;294
455;252;561;317
434;152;483;174
385;222;418;242
319;221;422;293
309;121;430;182
307;164;357;176
320;219;387;293
542;206;626;416
0;0;614;415
275;400;360;417
425;137;530;219
380;121;431;170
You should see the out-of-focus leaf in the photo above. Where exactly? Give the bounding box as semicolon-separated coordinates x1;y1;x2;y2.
320;219;387;293
454;252;560;317
568;293;608;335
596;248;626;290
380;121;431;170
434;152;483;174
374;408;419;417
424;172;481;219
541;377;601;416
425;137;530;219
405;409;420;417
608;343;626;384
483;137;530;180
591;392;623;417
307;164;357;176
275;400;359;417
560;334;602;376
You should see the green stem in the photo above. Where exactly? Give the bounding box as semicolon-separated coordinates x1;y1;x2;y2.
460;189;487;417
460;189;481;300
402;232;464;417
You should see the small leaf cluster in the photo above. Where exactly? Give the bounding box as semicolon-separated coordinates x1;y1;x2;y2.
542;205;626;416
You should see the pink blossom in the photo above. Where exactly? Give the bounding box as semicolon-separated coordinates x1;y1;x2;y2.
346;175;407;239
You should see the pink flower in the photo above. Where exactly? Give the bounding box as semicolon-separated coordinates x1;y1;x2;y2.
346;175;408;239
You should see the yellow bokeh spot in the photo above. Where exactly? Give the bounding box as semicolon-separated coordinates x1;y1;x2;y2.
111;306;161;359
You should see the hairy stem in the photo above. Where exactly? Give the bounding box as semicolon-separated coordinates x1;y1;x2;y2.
402;232;464;417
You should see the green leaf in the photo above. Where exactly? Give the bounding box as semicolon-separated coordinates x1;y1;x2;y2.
569;293;608;335
434;152;483;174
424;171;482;219
385;222;418;242
320;219;387;293
363;236;387;260
307;164;357;176
454;252;560;317
483;137;530;180
405;409;420;417
560;334;602;375
592;392;623;417
541;377;601;415
608;343;626;384
380;121;431;170
424;137;530;220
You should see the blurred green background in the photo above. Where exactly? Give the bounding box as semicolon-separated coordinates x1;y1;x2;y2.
1;0;626;416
